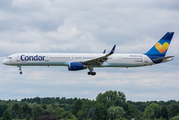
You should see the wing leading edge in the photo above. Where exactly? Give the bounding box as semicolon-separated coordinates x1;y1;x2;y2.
82;45;116;66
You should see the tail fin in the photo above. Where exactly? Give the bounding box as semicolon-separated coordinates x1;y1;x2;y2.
145;32;174;56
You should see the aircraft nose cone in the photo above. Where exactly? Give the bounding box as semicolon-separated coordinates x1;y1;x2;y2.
2;59;7;65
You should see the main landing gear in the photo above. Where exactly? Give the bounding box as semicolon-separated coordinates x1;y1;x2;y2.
18;66;22;74
87;65;96;76
88;71;96;76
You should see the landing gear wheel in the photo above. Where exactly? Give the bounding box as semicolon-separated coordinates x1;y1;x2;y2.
91;72;96;76
88;72;96;76
88;72;91;75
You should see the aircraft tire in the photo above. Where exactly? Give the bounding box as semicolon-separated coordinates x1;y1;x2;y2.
92;72;96;76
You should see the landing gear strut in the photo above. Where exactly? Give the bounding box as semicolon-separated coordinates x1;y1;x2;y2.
18;66;22;74
87;65;96;76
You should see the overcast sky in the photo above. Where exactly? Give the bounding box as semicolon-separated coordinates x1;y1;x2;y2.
0;0;179;102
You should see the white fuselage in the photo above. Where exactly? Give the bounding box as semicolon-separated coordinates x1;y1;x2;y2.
3;53;155;67
2;32;174;75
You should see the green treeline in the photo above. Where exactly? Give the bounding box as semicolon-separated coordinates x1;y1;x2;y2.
0;90;179;120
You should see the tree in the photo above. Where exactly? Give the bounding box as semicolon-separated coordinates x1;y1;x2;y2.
122;103;131;119
21;104;31;118
44;104;54;116
170;116;179;120
78;100;103;120
87;107;97;120
11;103;19;116
144;103;160;118
37;115;57;120
161;106;169;120
11;111;17;119
0;104;8;117
2;110;11;120
107;106;126;120
170;104;179;117
32;105;43;120
77;110;84;120
26;114;31;120
127;103;139;119
52;107;64;119
96;90;126;119
91;110;97;120
96;90;126;107
155;107;161;119
33;97;41;104
42;105;47;109
87;107;96;119
29;102;38;110
71;99;83;117
61;111;74;119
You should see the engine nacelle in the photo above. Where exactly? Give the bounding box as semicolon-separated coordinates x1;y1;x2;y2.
68;62;87;71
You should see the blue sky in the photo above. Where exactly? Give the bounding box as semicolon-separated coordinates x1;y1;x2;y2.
0;0;179;101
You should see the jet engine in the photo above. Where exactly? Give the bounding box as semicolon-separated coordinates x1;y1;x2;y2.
68;62;87;71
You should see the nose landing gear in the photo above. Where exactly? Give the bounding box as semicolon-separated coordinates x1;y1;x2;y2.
18;66;22;74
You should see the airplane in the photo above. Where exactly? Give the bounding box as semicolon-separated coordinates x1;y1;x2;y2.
2;32;174;76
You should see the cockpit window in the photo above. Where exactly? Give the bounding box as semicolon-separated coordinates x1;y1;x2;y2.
7;57;12;59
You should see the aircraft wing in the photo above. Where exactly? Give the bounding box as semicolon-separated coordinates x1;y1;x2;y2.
82;45;116;66
153;56;174;61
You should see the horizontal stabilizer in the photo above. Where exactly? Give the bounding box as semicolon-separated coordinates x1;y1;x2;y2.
153;56;174;61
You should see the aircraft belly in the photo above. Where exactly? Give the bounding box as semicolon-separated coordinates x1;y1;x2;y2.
14;62;67;66
102;62;143;67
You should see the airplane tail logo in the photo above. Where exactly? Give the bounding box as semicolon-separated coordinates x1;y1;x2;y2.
155;42;169;53
145;32;174;57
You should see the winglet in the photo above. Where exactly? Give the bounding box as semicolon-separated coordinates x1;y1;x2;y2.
109;45;116;54
103;50;106;54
